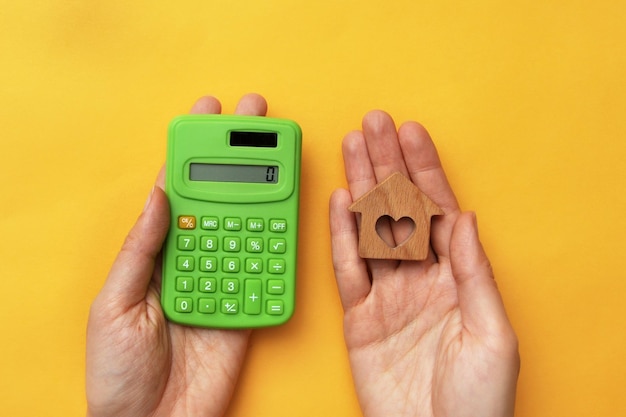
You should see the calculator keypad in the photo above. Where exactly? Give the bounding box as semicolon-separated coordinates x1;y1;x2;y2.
172;215;290;318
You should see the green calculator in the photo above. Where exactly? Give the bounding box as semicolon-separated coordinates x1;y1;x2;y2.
161;115;302;328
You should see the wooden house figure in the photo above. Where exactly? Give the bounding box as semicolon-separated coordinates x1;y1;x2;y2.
348;172;444;260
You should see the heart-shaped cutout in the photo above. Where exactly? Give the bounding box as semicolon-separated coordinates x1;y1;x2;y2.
375;215;416;249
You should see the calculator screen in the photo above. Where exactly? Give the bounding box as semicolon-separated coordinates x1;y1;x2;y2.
189;163;279;184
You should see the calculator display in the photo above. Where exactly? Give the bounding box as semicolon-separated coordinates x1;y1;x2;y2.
190;163;279;184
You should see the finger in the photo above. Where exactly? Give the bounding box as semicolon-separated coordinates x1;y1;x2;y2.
100;186;170;310
234;93;268;116
342;130;376;200
361;110;409;182
190;95;222;114
397;121;460;257
330;188;371;310
450;212;514;342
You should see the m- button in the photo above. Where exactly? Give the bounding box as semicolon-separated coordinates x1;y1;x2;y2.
269;219;287;232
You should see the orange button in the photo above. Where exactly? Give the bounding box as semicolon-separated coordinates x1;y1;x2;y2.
178;215;196;229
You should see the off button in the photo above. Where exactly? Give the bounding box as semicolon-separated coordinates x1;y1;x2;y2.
269;219;287;232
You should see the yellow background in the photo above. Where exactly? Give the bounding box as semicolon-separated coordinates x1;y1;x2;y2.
1;1;625;416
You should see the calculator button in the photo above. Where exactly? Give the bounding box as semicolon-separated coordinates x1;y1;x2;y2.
200;236;218;251
198;298;216;314
175;298;193;313
177;235;195;251
222;278;240;294
223;237;241;252
245;258;263;273
221;299;239;314
268;259;285;274
267;300;284;315
224;217;242;231
246;238;264;253
199;277;217;293
268;238;286;254
244;279;262;315
267;279;285;295
178;215;196;229
269;219;287;232
200;257;217;272
223;257;240;273
247;218;265;232
201;216;219;230
177;256;195;271
176;277;194;292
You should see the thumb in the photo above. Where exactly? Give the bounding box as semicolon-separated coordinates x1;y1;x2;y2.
450;212;513;341
98;186;170;311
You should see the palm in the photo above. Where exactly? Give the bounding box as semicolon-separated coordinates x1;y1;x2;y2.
330;110;518;417
87;268;250;417
341;258;460;416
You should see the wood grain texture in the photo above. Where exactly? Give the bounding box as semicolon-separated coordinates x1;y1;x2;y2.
348;172;444;260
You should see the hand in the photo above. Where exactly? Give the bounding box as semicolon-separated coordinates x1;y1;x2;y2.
329;111;520;417
86;94;268;417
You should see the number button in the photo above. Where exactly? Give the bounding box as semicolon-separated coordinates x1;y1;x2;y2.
199;277;216;293
223;257;240;273
176;277;193;292
224;237;241;252
177;235;195;251
178;215;196;229
246;238;263;253
200;236;218;251
200;257;217;272
222;278;240;294
175;298;193;313
177;256;194;271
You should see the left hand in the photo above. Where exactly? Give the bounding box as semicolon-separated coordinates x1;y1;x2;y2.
86;94;268;417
